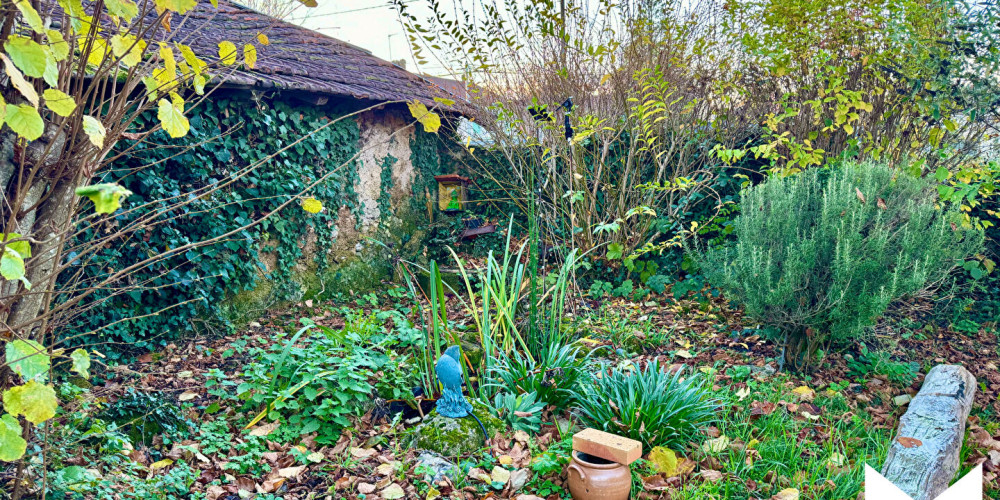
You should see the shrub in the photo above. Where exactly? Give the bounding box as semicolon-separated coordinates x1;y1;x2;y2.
487;343;592;410
702;162;983;371
571;361;717;450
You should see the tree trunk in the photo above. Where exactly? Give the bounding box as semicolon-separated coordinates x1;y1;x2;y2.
7;179;78;336
880;364;976;500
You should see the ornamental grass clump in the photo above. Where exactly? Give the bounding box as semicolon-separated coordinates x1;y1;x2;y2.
703;162;984;371
571;361;718;450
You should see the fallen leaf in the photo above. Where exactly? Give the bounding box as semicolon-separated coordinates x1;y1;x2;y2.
357;482;376;494
249;422;279;437
498;455;514;465
382;483;405;499
149;459;173;471
178;391;198;401
675;349;694;359
897;437;923;448
349;447;377;459
855;187;866;204
648;447;679;476
702;469;724;482
491;465;511;484
736;386;750;400
278;465;306;478
262;477;286;493
772;488;799;500
792;386;815;401
306;451;324;463
877;197;887;210
702;436;730;454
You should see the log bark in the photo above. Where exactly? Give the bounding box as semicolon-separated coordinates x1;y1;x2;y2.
880;364;976;500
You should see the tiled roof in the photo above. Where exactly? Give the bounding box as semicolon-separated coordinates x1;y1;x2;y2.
142;0;462;108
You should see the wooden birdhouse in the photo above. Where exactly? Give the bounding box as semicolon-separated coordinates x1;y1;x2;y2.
434;174;471;212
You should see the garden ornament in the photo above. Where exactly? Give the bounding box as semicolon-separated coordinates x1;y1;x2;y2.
435;345;487;441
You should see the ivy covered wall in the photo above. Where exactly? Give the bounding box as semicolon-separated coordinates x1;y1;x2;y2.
65;92;451;355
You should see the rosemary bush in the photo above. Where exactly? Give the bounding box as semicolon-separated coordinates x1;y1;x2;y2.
571;362;717;450
703;162;984;370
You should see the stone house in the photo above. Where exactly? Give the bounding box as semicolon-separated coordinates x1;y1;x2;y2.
75;0;467;344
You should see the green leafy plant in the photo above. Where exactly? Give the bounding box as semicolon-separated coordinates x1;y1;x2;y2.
487;391;546;433
235;320;420;443
702;162;984;371
487;343;592;410
571;361;718;450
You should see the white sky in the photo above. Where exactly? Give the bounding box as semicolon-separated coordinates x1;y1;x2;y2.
284;0;451;76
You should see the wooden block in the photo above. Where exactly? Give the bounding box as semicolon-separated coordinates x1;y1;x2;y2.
572;428;642;465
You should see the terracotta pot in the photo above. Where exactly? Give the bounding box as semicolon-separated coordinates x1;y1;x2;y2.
567;450;631;500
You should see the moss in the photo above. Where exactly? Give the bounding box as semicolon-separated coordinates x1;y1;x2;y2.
409;400;506;457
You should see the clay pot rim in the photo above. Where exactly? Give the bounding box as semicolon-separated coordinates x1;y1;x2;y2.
572;450;624;470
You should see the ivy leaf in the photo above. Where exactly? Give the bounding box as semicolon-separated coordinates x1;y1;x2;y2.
43;89;77;117
105;0;139;21
301;197;323;214
157;98;189;138
153;0;197;14
75;183;132;215
5;340;49;382
13;0;45;33
4;104;44;141
243;44;257;69
0;54;39;106
5;36;48;78
70;349;91;379
3;380;58;424
217;41;237;66
406;100;441;133
0;414;26;462
82;115;106;148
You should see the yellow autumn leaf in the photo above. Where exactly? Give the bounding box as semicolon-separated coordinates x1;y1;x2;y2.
257;33;270;45
648;447;679;476
243;44;257;69
301;197;323;213
791;385;815;401
406;100;441;133
217;41;237;65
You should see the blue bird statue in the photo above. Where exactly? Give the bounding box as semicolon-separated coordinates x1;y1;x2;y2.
435;345;473;418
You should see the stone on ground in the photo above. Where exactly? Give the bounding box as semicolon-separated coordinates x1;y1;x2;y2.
409;400;505;456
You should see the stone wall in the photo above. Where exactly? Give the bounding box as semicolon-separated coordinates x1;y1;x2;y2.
222;105;435;321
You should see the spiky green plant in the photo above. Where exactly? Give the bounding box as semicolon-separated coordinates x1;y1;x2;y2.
487;342;592;410
571;361;718;450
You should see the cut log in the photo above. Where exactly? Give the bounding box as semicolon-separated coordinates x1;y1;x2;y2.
880;364;976;500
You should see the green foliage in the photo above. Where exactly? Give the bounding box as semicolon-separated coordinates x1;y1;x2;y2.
64;97;364;355
486;391;545;433
571;361;718;450
233;316;421;443
703;162;984;370
487;343;592;411
846;344;920;386
99;387;191;445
